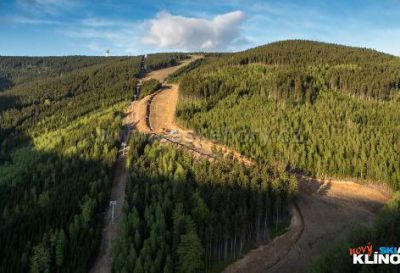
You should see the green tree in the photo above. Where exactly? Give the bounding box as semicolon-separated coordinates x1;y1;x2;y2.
177;220;203;273
55;230;66;268
30;245;50;273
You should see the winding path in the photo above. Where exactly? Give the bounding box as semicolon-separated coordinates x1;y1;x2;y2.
128;56;390;273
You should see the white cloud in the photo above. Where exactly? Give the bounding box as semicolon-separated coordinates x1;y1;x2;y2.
141;11;246;51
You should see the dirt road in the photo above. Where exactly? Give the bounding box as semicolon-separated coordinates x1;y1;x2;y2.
139;82;253;163
89;127;129;273
143;55;203;82
128;57;390;273
223;177;388;273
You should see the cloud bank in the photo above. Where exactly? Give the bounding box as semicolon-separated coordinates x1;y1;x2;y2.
142;11;246;51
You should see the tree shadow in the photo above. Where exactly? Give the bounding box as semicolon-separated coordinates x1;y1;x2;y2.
0;94;29;162
0;76;13;92
111;137;294;273
0;117;123;273
0;94;20;112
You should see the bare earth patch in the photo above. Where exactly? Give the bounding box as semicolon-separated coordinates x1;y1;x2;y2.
250;177;388;273
143;55;203;82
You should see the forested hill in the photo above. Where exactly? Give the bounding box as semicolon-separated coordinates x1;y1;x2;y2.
174;40;400;272
0;56;124;91
0;55;142;273
0;54;188;92
227;40;397;66
145;53;188;71
0;53;188;273
0;58;140;158
177;40;400;101
176;40;400;189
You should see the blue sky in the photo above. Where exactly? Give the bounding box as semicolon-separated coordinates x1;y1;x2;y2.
0;0;399;56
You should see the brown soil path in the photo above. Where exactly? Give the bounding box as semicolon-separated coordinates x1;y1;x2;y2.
143;55;203;82
128;56;390;273
223;177;388;273
89;128;130;273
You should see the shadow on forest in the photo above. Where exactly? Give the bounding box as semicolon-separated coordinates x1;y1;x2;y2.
0;95;24;162
0;94;20;112
0;96;291;273
0;125;290;273
112;135;294;273
0;77;13;92
0;122;120;273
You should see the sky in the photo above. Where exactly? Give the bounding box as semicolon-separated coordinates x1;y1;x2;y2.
0;0;399;56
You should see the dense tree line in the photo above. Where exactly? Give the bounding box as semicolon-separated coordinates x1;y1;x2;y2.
167;58;208;83
0;51;207;272
176;42;400;189
139;79;162;99
0;104;124;273
227;40;396;66
0;56;122;91
145;53;188;71
181;40;400;100
0;55;144;272
175;42;400;271
311;192;400;273
112;133;297;273
179;65;322;104
0;57;142;160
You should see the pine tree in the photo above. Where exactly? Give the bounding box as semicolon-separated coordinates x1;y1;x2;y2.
176;219;203;273
55;230;65;268
30;245;50;273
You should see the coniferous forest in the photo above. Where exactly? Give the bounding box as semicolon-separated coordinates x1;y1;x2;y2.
0;54;185;272
174;40;400;272
145;53;188;71
111;133;296;273
1;41;400;273
139;79;162;99
0;56;122;91
0;55;145;273
177;40;400;189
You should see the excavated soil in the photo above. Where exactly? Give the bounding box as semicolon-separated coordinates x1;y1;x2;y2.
143;55;203;82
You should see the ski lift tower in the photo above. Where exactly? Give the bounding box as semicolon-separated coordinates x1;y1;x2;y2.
109;200;117;223
143;54;147;71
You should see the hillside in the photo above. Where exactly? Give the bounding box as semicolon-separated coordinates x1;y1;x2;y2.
123;53;392;273
1;41;399;273
176;40;400;188
228;40;397;66
177;41;400;101
0;53;188;273
111;55;299;273
0;57;141;160
172;40;400;272
0;56;126;91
